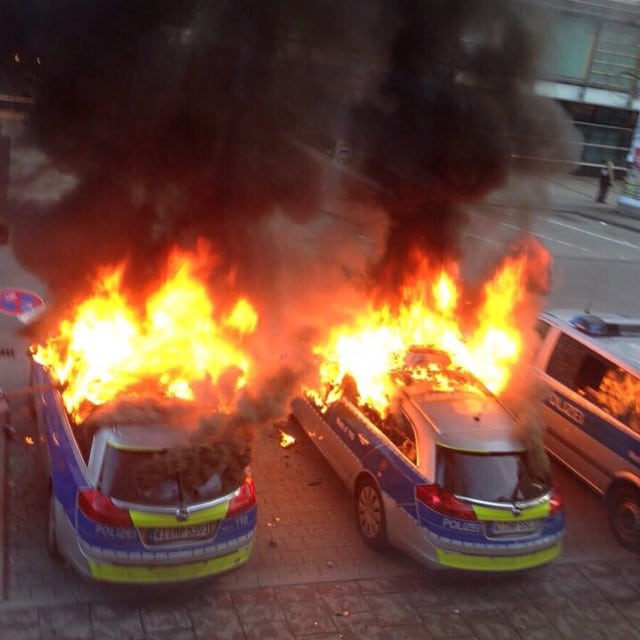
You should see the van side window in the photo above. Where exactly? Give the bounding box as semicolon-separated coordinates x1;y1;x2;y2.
575;353;608;396
535;319;551;341
593;369;640;433
546;334;640;433
532;319;552;359
546;333;590;389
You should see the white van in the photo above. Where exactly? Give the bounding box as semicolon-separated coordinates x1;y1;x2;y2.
532;309;640;550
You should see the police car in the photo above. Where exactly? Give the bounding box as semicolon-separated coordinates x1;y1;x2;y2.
291;351;565;571
30;360;257;584
533;309;640;550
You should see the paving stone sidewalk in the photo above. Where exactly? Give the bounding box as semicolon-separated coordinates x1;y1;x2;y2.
1;558;640;639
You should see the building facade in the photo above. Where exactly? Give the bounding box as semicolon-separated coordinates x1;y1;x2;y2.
530;0;640;174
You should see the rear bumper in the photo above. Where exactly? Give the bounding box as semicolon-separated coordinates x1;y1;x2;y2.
387;499;564;572
434;542;562;571
55;499;256;584
86;543;253;583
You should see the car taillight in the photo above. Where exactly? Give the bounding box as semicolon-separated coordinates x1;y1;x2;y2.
78;489;134;528
549;486;564;515
416;484;477;520
227;475;256;517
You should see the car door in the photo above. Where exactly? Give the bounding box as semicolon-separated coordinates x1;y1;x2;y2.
538;332;635;493
32;363;88;517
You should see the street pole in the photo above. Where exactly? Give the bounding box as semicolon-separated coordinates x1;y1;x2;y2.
618;110;640;217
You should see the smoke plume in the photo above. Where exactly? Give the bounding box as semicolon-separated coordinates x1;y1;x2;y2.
5;1;576;428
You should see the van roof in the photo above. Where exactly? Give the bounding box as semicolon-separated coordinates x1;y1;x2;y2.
400;384;523;453
541;308;640;372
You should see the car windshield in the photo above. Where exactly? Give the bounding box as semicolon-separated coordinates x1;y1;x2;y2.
436;446;551;503
98;445;228;507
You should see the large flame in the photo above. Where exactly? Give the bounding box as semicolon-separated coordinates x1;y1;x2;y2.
310;243;546;415
32;246;258;422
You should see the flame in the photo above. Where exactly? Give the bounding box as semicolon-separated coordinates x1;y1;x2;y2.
279;430;296;448
32;246;258;422
310;245;542;415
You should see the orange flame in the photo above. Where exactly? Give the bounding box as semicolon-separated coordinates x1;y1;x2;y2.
32;246;258;422
279;430;296;448
310;246;540;414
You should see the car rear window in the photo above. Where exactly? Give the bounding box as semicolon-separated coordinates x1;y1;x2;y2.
98;445;228;507
436;446;551;503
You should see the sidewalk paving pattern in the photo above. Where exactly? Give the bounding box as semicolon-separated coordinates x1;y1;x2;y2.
1;172;640;638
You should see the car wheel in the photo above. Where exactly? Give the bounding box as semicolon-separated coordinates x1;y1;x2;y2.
47;490;60;558
355;476;388;550
608;485;640;551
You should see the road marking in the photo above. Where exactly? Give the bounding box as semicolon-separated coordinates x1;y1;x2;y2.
468;222;605;257
548;218;640;250
468;210;640;256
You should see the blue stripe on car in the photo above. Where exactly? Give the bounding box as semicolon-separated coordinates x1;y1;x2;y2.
324;400;563;550
33;364;87;519
543;390;640;470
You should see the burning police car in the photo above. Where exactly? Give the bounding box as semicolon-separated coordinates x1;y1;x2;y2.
292;349;565;571
24;248;263;584
30;359;257;584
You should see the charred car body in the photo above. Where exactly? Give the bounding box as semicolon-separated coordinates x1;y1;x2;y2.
30;360;257;584
292;349;565;571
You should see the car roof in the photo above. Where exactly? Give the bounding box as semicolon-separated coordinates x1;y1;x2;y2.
540;308;640;372
399;384;524;453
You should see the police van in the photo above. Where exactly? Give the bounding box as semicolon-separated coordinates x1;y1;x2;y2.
533;309;640;550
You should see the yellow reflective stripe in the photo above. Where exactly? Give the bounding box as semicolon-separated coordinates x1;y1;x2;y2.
472;501;550;522
107;442;156;452
129;502;229;527
88;546;251;583
436;544;561;571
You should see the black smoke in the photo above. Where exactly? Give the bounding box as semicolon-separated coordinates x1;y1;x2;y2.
4;1;576;304
4;0;578;417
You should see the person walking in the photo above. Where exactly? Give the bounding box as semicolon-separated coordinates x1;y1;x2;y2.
596;160;615;203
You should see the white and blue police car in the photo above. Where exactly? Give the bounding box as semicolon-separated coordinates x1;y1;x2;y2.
292;350;565;572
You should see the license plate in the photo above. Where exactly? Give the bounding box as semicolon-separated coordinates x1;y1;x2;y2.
143;522;217;545
488;519;539;537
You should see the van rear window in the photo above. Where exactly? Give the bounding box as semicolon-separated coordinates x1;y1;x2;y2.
436;447;551;503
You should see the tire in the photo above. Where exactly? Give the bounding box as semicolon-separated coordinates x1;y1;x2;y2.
355;476;388;550
47;490;60;558
608;485;640;551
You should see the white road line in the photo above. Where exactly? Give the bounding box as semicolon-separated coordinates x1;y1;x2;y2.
548;218;640;250
468;222;605;256
465;234;509;248
464;213;640;258
498;221;606;256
